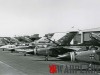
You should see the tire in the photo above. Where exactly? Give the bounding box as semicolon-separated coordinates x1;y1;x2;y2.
45;56;48;61
24;53;26;56
2;49;4;51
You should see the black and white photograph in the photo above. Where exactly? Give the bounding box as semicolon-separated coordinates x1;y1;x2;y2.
0;0;100;75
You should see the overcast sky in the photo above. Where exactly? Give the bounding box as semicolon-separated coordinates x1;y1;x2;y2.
0;0;100;37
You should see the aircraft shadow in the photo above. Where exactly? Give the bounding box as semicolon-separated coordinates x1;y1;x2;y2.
32;59;64;61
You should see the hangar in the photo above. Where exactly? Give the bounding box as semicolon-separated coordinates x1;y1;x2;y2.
73;27;100;45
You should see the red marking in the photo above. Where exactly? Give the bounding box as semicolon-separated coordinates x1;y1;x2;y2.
49;64;57;74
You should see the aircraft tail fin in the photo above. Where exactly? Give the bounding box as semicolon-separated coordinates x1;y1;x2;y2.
47;31;78;46
57;32;78;46
90;33;100;44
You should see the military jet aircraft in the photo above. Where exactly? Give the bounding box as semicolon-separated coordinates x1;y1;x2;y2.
0;44;34;54
14;45;34;56
57;49;100;64
56;33;100;75
0;44;16;52
57;32;100;64
34;31;78;60
14;33;54;56
15;32;78;56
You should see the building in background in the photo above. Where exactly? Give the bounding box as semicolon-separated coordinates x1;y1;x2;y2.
73;27;100;45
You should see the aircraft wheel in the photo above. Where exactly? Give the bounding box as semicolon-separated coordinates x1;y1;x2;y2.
24;53;26;56
88;63;93;70
45;56;48;61
11;50;14;53
11;49;15;53
45;58;48;61
2;49;4;51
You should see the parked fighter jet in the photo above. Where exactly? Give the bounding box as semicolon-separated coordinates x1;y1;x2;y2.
15;45;34;56
0;44;16;52
0;36;21;52
57;32;100;64
14;33;54;56
0;35;39;54
57;49;100;65
0;44;34;54
34;31;78;59
15;32;78;56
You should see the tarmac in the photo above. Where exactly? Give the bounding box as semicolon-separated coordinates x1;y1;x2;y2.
0;49;99;75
